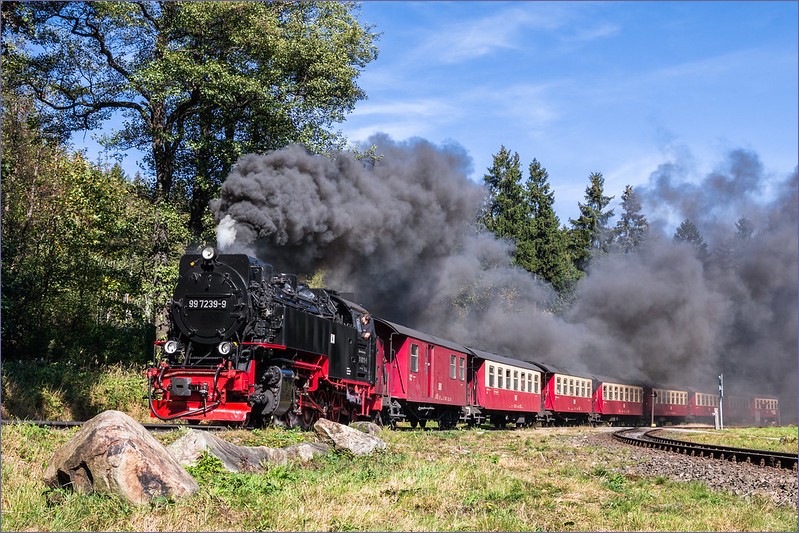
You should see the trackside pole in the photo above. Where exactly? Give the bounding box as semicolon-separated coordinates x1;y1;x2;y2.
718;373;724;430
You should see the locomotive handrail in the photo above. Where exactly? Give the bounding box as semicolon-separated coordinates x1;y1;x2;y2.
147;365;224;421
241;341;288;350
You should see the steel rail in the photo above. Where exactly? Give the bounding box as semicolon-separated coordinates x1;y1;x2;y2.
0;419;235;432
613;428;798;472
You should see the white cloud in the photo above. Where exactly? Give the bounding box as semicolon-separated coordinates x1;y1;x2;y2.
342;97;462;143
350;99;457;119
409;6;564;64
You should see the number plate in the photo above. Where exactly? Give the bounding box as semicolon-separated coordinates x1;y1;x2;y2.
186;297;229;310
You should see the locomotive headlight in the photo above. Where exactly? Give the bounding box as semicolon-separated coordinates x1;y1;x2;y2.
164;340;180;354
201;246;216;261
218;341;233;356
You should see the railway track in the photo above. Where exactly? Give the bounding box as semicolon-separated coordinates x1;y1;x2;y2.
0;419;233;432
613;427;798;471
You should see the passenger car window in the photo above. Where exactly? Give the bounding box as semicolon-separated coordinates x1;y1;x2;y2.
410;344;419;373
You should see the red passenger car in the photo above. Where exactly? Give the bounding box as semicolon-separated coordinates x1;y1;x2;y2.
593;378;645;425
534;362;595;424
469;348;543;427
644;386;689;424
722;395;751;425
688;390;719;423
752;396;780;426
373;318;468;429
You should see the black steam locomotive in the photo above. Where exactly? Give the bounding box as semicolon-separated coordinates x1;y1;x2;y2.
147;246;379;426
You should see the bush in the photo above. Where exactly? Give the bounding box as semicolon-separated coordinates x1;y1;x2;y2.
1;361;151;422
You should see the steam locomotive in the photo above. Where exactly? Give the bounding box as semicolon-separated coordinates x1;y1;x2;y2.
147;246;381;428
147;248;780;428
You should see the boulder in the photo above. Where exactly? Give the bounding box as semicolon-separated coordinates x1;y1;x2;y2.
167;430;329;472
350;421;383;435
43;410;198;505
313;418;386;455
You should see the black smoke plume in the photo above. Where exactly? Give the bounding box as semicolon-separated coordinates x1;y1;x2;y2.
211;137;797;421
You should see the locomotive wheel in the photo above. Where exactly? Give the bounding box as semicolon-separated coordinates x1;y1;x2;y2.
300;408;319;430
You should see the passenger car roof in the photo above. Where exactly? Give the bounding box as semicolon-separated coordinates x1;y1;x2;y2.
531;361;593;379
373;317;470;354
468;347;541;371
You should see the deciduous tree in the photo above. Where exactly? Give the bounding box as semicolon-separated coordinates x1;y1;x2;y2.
1;91;190;364
3;1;379;237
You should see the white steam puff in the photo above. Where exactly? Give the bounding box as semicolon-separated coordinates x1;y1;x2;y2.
216;214;238;251
210;136;797;421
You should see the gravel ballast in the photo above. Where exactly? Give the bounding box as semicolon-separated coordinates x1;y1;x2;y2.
572;431;798;508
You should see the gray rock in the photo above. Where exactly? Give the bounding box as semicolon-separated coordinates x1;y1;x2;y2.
350;421;383;435
166;429;330;472
313;418;386;455
43;410;199;505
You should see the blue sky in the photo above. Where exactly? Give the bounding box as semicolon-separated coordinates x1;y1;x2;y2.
74;1;798;224
339;1;798;222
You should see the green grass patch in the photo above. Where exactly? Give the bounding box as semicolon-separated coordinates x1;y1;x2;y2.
1;424;796;531
657;426;799;453
1;361;150;422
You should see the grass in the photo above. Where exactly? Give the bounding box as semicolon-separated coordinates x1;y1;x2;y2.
2;424;796;532
1;361;151;422
656;426;799;454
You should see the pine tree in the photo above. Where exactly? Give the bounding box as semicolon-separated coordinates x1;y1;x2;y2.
735;216;754;240
517;159;580;293
613;185;649;253
569;172;615;272
673;219;709;261
480;146;526;240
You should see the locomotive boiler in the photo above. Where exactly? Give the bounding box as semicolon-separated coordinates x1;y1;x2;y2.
147;246;381;427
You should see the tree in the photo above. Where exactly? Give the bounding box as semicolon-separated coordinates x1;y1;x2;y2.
673;219;709;261
1;90;191;364
711;217;756;274
3;1;379;237
735;216;754;240
517;159;580;293
569;171;615;272
480;146;526;240
613;184;649;253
